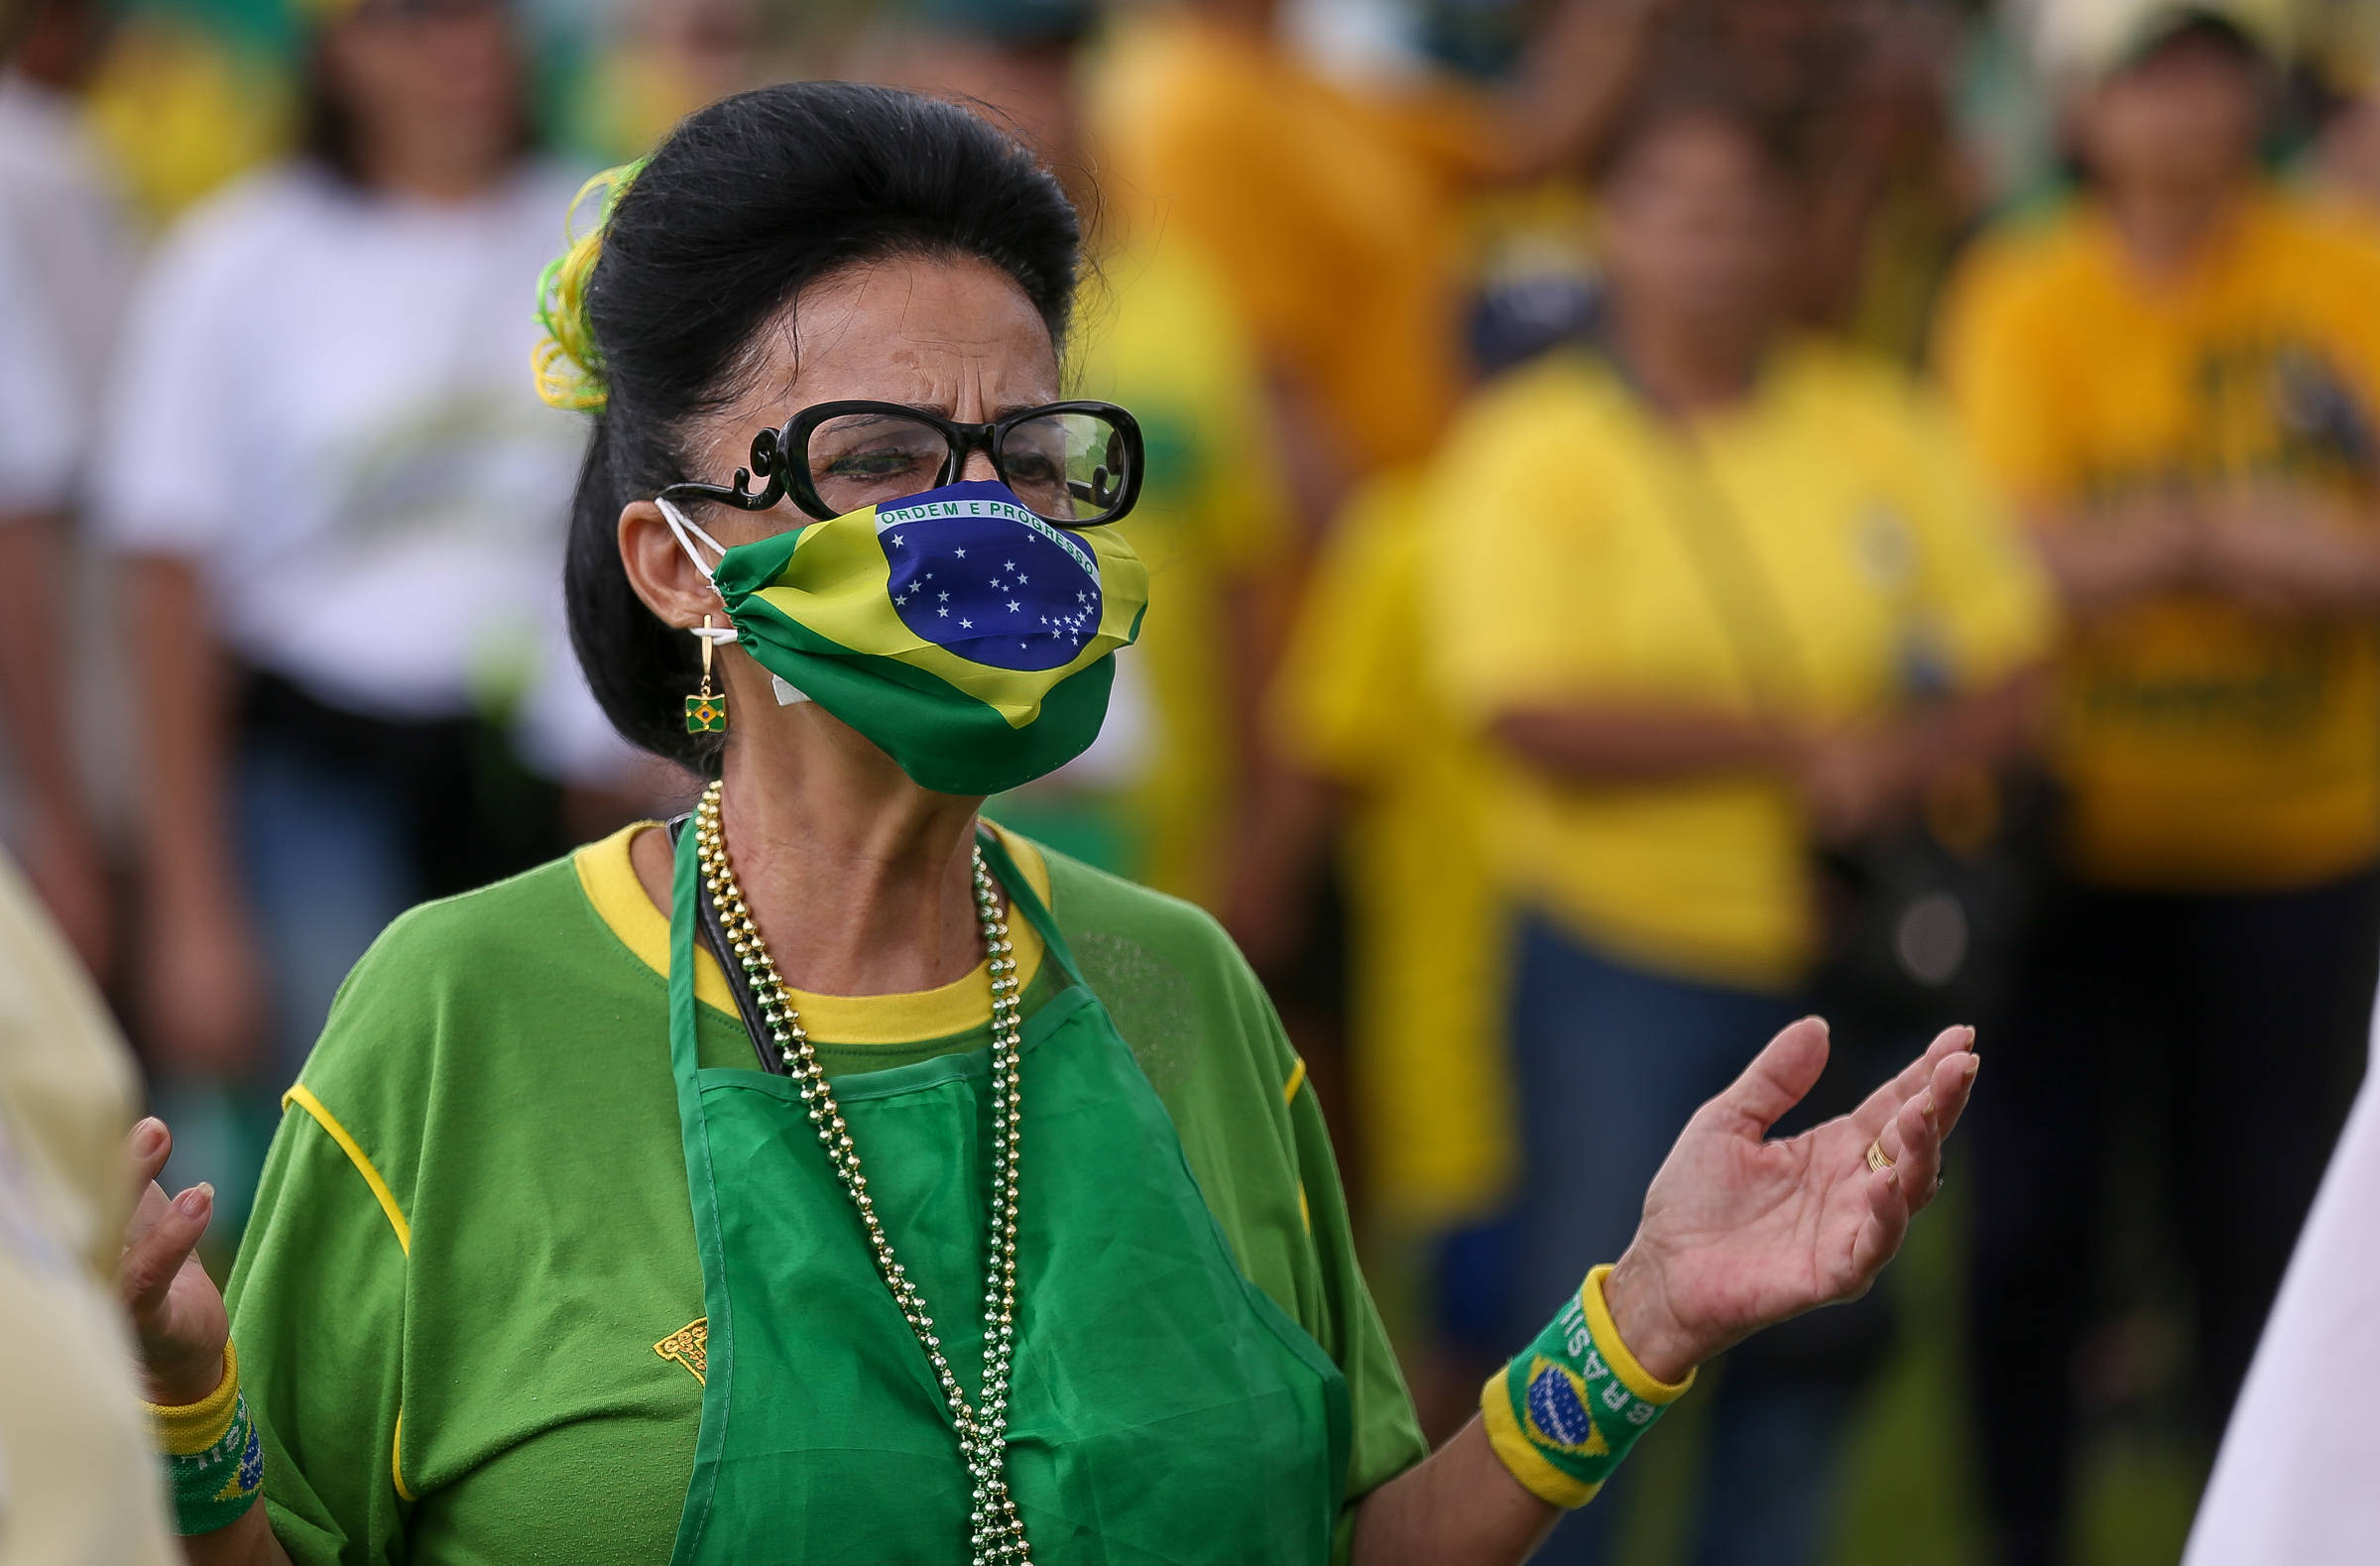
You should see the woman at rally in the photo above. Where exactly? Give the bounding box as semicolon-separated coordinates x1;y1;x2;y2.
1425;70;2052;1566
118;81;1975;1566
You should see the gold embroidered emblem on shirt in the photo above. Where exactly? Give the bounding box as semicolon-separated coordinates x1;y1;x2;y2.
655;1318;708;1385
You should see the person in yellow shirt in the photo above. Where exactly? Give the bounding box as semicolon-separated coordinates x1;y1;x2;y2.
1260;470;1515;1435
1431;72;2053;1566
1011;246;1299;905
875;1;1301;910
1266;470;1514;1219
1935;7;2380;1563
1084;0;1663;514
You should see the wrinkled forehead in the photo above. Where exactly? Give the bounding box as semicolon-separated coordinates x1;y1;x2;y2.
711;254;1062;431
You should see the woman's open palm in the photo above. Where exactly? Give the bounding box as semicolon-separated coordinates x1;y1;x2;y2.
1608;1021;1978;1378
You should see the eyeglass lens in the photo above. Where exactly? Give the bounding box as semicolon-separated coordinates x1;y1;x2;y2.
803;410;1132;524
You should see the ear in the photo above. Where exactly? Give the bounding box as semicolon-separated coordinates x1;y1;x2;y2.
619;500;723;632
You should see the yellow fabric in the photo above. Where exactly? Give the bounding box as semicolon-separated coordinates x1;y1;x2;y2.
145;1341;242;1456
1479;1375;1602;1510
393;1408;414;1504
1431;344;2056;987
83;17;290;225
1940;192;2380;890
1087;8;1489;477
268;1083;424;1500
566;47;725;168
1268;473;1514;1225
571;821;1049;1045
1054;246;1296;905
281;1085;412;1256
0;854;181;1564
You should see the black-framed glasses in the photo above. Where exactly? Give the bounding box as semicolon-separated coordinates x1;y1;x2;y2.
657;400;1145;527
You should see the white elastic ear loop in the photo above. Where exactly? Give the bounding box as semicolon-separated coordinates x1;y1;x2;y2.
657;496;809;706
656;496;729;584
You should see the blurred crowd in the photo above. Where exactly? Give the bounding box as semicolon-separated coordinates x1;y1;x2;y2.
6;0;2380;1560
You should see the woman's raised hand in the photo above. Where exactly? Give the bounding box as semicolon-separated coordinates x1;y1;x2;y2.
121;1117;233;1405
1602;1020;1978;1384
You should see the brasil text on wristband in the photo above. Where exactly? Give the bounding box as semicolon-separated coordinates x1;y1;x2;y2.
1480;1263;1696;1509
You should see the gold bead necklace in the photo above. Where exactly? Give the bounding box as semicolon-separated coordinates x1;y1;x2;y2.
692;781;1031;1562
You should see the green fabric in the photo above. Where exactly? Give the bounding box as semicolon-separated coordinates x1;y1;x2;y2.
166;1393;264;1535
1496;1288;1669;1495
222;834;1422;1565
666;825;1350;1563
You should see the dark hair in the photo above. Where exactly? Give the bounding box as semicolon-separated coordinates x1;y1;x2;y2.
564;81;1083;768
2127;15;2264;75
298;1;536;185
1589;60;1809;190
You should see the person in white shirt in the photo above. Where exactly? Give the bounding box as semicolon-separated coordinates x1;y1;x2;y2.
0;0;135;412
0;0;137;979
2181;1010;2380;1564
90;0;631;1227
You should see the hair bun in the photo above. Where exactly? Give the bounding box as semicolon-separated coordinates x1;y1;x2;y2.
532;159;647;413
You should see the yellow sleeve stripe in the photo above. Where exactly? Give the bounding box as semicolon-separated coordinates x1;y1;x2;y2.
1580;1264;1695;1404
278;1086;417;1502
393;1407;416;1503
282;1084;412;1257
1282;1056;1308;1106
145;1339;243;1455
1478;1369;1603;1510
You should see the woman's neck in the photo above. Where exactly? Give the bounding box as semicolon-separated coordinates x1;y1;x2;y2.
724;714;990;996
2102;176;2243;281
353;125;512;204
636;710;992;999
1610;306;1765;418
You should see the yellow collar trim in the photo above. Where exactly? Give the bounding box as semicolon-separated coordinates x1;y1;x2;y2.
572;820;1050;1045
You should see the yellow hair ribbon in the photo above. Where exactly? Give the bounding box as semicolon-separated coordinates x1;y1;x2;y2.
532;158;648;413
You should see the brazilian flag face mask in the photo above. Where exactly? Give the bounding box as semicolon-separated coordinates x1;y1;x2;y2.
659;479;1148;796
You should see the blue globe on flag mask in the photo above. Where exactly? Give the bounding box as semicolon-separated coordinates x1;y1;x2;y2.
704;477;1148;796
880;483;1107;672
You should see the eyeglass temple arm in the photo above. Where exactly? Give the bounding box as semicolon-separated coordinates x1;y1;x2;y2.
657;425;789;513
1066;466;1122;508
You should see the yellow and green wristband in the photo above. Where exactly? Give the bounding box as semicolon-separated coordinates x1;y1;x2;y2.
1481;1264;1696;1509
144;1340;265;1534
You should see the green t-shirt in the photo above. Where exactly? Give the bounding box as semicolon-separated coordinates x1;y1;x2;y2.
223;824;1424;1564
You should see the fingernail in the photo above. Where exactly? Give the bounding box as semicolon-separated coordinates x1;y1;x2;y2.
1921;1094;1938;1118
177;1183;212;1215
133;1119;163;1152
1962;1054;1981;1079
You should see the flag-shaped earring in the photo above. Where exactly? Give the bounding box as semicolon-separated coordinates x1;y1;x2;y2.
685;616;728;734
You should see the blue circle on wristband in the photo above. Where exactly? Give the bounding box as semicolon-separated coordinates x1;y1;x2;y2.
234;1422;265;1494
1526;1363;1597;1450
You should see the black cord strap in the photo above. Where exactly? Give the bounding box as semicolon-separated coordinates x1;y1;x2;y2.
665;813;787;1075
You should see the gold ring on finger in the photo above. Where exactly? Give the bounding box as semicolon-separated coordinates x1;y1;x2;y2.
1866;1139;1895;1173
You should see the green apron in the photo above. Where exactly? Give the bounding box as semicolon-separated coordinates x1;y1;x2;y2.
663;823;1352;1564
